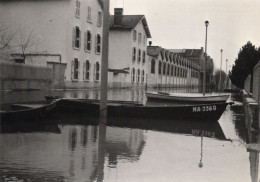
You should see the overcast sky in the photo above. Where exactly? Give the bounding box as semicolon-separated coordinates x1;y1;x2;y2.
110;0;260;73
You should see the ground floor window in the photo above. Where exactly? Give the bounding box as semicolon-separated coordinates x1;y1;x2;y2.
132;68;135;82
71;58;79;80
137;69;140;82
83;60;90;80
141;70;145;83
94;62;100;81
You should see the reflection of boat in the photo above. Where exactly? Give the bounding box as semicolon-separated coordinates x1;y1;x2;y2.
146;92;230;103
107;118;227;141
57;98;228;121
51;112;227;141
0;99;60;122
0;121;61;134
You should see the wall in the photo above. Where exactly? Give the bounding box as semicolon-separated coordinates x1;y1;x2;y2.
244;74;251;95
109;30;132;70
0;62;51;90
253;62;260;102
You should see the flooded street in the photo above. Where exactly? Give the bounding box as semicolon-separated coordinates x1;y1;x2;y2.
0;90;258;182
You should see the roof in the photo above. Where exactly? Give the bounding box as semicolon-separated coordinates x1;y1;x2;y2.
110;15;152;38
169;49;203;58
97;0;103;8
108;69;129;74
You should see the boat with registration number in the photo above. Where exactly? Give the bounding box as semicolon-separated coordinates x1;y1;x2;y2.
56;98;229;121
146;92;230;103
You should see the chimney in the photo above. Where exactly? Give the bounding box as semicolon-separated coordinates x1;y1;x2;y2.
149;41;152;46
114;8;123;27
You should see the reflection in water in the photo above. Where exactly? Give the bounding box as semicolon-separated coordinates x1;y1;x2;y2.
198;136;203;168
0;92;258;182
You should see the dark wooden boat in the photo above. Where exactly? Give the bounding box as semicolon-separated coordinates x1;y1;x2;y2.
0;99;60;122
57;98;229;121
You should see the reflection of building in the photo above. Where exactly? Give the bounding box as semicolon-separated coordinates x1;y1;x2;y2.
147;46;200;88
248;149;259;182
108;8;152;88
0;125;99;181
105;127;145;168
0;124;145;181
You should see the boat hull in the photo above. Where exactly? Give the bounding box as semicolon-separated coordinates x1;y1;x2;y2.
58;99;228;121
0;100;60;123
146;92;230;103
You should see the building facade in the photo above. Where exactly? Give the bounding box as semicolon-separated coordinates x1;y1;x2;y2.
147;46;200;88
0;0;103;89
170;48;214;91
108;8;151;88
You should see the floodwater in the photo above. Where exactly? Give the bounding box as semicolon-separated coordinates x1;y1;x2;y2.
0;89;259;182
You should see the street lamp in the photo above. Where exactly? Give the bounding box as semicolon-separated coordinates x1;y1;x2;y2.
203;20;209;96
218;49;223;92
225;59;228;88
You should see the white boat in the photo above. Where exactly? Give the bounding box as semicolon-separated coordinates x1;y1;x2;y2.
146;92;230;103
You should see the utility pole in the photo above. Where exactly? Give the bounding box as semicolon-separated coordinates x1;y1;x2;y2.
100;0;110;119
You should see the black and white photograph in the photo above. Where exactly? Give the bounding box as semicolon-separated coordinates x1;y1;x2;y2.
0;0;260;181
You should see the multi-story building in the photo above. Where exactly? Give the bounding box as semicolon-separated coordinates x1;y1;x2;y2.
147;45;200;89
108;8;152;88
0;0;103;88
171;48;214;92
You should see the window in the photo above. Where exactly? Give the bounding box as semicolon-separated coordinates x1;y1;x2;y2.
163;62;166;75
97;11;102;27
143;35;146;45
132;68;135;82
132;47;136;62
71;58;79;80
158;61;162;75
171;65;174;76
138;49;141;63
142;51;146;64
75;0;80;18
174;67;177;76
83;60;90;80
151;58;155;74
138;33;141;44
87;6;91;22
167;63;170;75
96;34;101;54
133;30;137;42
84;31;92;51
141;70;145;83
137;69;140;83
94;62;100;81
72;26;81;49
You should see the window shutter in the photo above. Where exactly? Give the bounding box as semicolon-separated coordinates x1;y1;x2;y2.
93;62;96;81
83;61;86;80
84;32;87;51
78;61;80;77
95;35;97;53
72;27;75;48
78;1;81;17
71;60;75;80
79;29;81;49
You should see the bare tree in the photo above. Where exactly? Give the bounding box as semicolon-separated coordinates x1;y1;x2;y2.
0;12;14;61
11;27;42;61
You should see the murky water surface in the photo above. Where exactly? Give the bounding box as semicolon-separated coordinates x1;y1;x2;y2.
0;90;259;182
